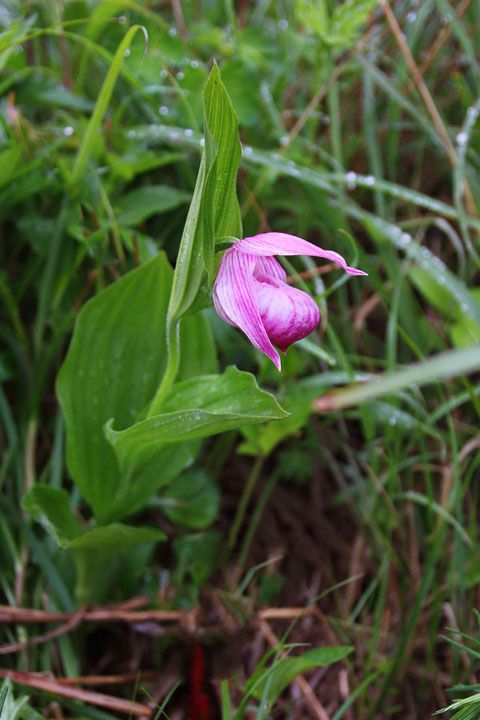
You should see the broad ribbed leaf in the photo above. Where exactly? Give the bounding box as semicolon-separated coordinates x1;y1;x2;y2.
204;62;242;261
66;523;165;553
168;62;242;319
56;253;216;523
105;366;288;472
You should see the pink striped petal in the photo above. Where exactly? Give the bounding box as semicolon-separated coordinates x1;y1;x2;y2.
213;248;281;370
254;277;320;352
234;232;367;276
254;255;286;282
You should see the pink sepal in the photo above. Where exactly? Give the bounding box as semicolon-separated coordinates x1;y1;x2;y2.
234;233;367;276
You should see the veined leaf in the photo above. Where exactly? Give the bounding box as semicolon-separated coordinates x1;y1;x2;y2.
56;253;216;523
168;62;242;320
105;366;288;472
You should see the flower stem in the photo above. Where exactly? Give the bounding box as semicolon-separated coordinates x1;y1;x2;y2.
148;319;180;416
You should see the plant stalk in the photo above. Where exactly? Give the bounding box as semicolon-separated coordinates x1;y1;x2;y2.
148;319;180;415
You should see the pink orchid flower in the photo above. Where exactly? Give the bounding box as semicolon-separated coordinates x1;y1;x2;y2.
213;232;367;370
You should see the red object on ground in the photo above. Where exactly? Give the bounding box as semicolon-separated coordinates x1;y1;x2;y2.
189;642;211;720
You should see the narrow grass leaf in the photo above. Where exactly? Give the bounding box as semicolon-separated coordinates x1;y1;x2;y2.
315;344;480;411
72;24;147;182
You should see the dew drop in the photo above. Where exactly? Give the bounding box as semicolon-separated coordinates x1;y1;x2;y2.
190;60;199;68
200;137;205;146
159;105;168;116
124;47;130;57
280;135;289;145
243;145;253;156
184;128;193;137
346;171;357;189
278;18;288;30
364;174;375;186
63;126;74;136
388;416;397;426
176;71;184;80
168;27;177;36
456;131;468;145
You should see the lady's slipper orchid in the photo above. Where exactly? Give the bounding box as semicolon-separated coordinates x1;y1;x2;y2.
213;232;367;370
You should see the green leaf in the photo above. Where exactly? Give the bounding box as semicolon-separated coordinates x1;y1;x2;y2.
23;481;164;604
168;62;242;320
178;312;219;379
251;646;353;706
109;440;200;523
315;344;480;411
69;523;165;606
105;367;288;472
295;0;376;47
0;146;22;190
240;381;319;457
0;678;29;720
57;253;171;519
159;469;220;528
57;253;216;523
448;289;480;348
408;266;460;319
66;523;165;554
22;486;84;548
72;25;147;182
114;185;191;226
21;487;165;557
162;366;288;418
329;0;378;46
0;679;10;716
203;62;242;252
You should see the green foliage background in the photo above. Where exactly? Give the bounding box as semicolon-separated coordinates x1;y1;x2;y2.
1;0;480;717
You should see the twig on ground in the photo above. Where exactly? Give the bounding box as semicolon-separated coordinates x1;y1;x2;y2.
0;605;182;624
0;609;85;655
0;669;153;718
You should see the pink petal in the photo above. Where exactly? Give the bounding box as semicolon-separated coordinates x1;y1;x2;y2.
254;255;286;282
213;248;281;370
234;232;368;276
254;277;320;352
